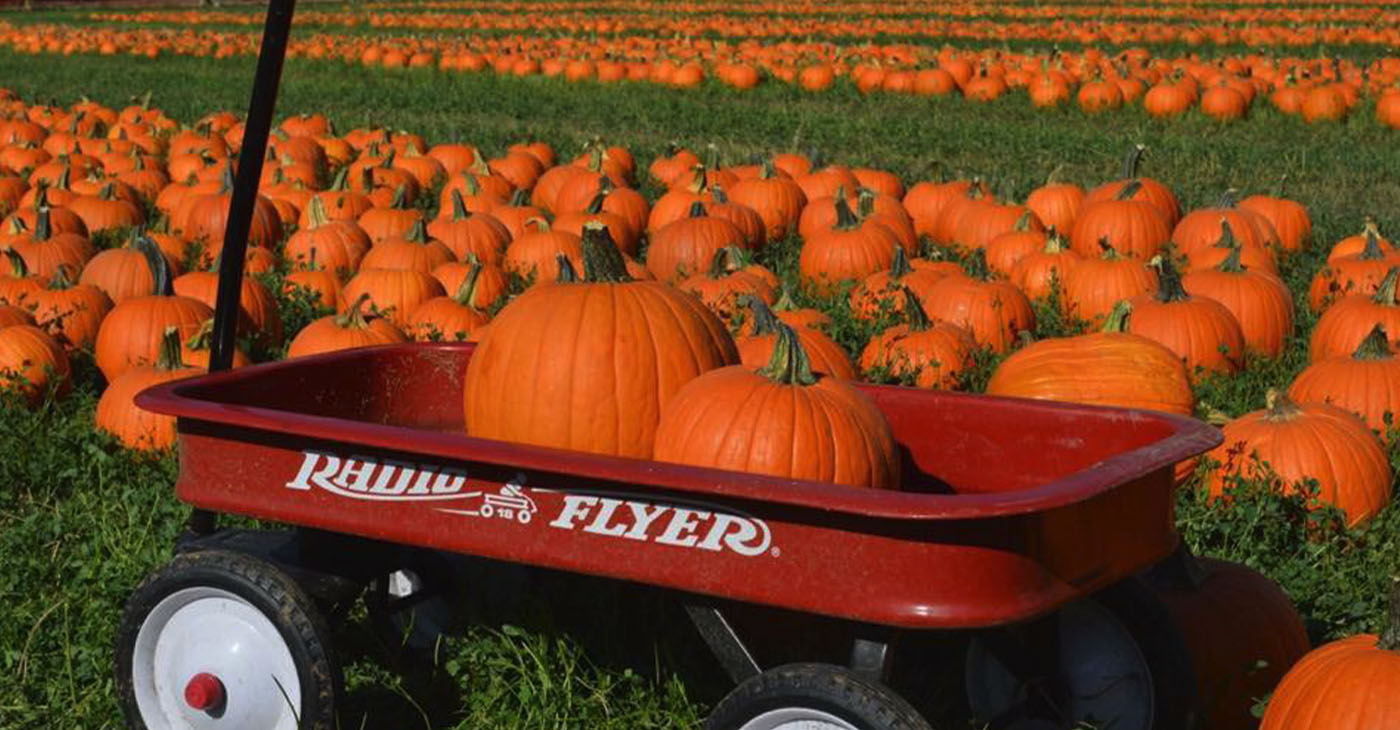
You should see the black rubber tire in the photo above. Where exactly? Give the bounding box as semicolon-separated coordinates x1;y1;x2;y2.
964;577;1198;730
114;549;342;730
707;663;935;730
1094;578;1198;730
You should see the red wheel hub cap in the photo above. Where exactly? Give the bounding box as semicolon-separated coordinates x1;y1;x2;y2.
183;672;225;711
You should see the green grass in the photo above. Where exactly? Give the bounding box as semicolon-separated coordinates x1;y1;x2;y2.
1;36;1400;729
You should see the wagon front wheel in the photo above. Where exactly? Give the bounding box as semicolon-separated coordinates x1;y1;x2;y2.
706;663;934;730
115;549;341;730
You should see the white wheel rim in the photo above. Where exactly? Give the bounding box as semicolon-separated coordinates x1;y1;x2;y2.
965;599;1154;730
738;707;861;730
131;586;303;729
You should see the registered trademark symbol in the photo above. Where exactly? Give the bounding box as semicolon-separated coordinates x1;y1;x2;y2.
770;547;780;557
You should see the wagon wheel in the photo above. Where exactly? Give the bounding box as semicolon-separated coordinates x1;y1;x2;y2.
964;578;1196;730
115;549;341;730
706;663;935;730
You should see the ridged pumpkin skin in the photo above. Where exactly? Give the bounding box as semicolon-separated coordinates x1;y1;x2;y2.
987;317;1193;416
95;332;198;451
94;295;211;382
653;326;898;490
920;275;1035;354
1127;260;1245;377
737;324;856;380
1260;601;1400;730
1062;251;1158;326
1182;251;1295;358
1309;269;1400;362
287;295;408;359
465;225;738;459
0;324;69;406
1205;394;1391;527
1239;194;1311;252
1152;558;1311;730
1290;327;1400;440
340;268;445;329
860;317;974;389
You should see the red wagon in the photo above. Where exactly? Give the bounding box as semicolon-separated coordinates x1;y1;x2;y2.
109;2;1227;728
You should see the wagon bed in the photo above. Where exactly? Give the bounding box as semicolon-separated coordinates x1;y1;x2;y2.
137;342;1220;630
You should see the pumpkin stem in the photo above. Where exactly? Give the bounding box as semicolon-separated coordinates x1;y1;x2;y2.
1217;239;1246;273
328;166;351;192
833;193;860;231
135;234;172;296
889;245;912;280
451;260;485;308
389;184;408;210
1374;267;1400;306
1044;229;1068;253
307;195;332;229
33;205;51;241
1379;576;1400;652
555;254;579;283
1262;389;1304;421
857;188;877;219
1272;173;1289;199
47;264;76;290
1101;300;1133;333
580;222;631;283
1121;143;1146;179
1361;221;1386;260
450;189;471;221
759;160;777;180
1216;188;1239;208
335;293;374;329
687;200;708;220
772;287;799;313
4;247;29;278
1353;325;1393;360
219;162;235;194
154;327;188;372
404;218;427;244
745;294;783;335
707;246;740;278
1114;179;1144;202
1152;256;1189;302
1012;210;1033;232
523;216;551;233
711;183;731;205
585;189;607;215
757;322;817;386
902;286;931;331
704;142;721;171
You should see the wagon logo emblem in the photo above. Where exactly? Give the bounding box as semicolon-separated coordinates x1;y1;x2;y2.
284;450;477;502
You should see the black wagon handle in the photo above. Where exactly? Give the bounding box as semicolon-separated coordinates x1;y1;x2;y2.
209;0;299;372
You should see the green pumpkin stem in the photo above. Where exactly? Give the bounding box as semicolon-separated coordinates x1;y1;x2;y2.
833;193;860;231
1153;256;1189;302
1361;221;1386;260
450;189;471;221
1379;576;1400;652
1216;188;1239;208
154;327;187;372
336;292;374;329
745;295;782;336
1353;325;1393;360
759;160;777;179
1044;230;1068;253
686;200;708;219
507;188;530;207
1114;179;1144;202
1101;300;1133;333
1217;240;1246;273
757;322;817;386
451;260;485;308
135;235;172;295
4;248;29;278
555;254;579;283
47;264;76;290
902;287;931;331
711;183;731;205
33;205;51;241
1262;389;1303;421
328;166;351;192
857;188;877;219
579;222;631;283
889;245;912;280
585;190;607;215
404;219;427;243
219;162;235;194
389;184;408;210
772;287;799;313
1121;143;1146;179
1374;267;1400;306
307;196;332;229
707;246;740;278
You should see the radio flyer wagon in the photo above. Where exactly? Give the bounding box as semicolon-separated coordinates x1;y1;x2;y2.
112;2;1226;728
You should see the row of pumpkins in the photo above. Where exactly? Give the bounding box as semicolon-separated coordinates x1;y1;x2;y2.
0;93;1394;508
10;17;1400;128
0;95;1395;730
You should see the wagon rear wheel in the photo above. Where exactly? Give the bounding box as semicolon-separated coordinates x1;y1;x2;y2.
964;578;1195;730
706;663;934;730
115;549;341;730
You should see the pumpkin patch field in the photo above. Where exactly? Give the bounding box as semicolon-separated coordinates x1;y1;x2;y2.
3;1;1400;728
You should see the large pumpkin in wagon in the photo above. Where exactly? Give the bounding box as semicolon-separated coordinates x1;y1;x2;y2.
464;223;738;458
